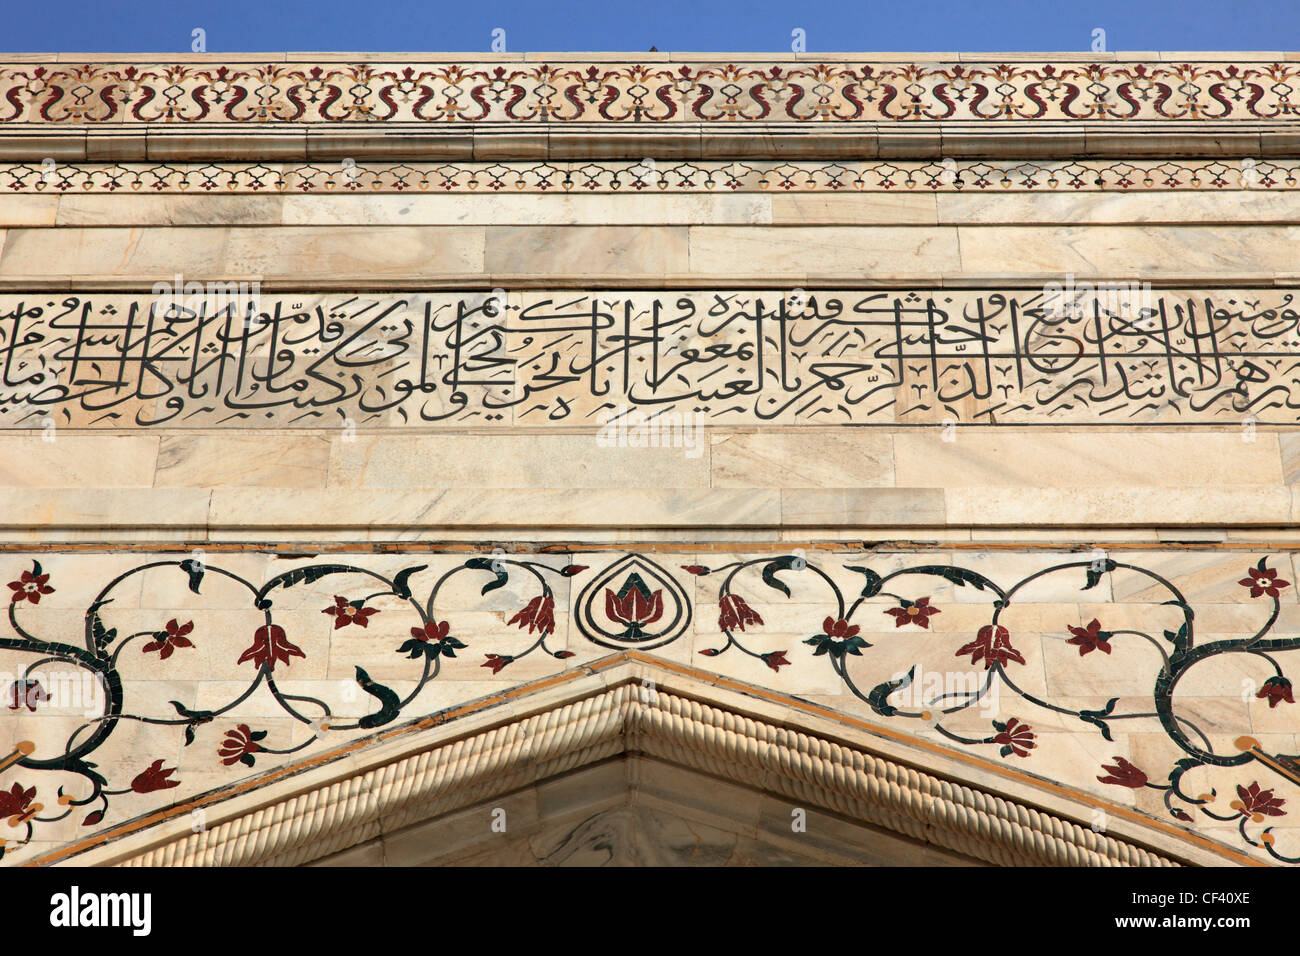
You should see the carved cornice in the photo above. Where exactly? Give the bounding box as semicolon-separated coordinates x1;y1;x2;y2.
0;58;1296;161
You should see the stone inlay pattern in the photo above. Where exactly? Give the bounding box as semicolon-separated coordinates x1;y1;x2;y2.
3;158;1296;193
2;546;1299;866
2;60;1299;125
2;290;1298;429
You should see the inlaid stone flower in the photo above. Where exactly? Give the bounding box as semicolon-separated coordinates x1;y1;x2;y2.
718;594;763;633
1066;618;1112;657
130;759;180;793
605;576;664;640
760;650;791;672
322;596;379;630
1097;756;1148;788
1239;562;1290;599
219;724;267;768
141;619;195;660
0;783;39;826
398;620;467;661
6;679;47;712
508;595;555;635
482;653;513;674
7;562;53;605
1231;782;1286;822
237;624;305;671
956;623;1025;670
804;616;871;659
991;718;1036;758
883;596;940;629
1258;676;1295;709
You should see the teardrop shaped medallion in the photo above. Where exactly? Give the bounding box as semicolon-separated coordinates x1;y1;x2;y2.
575;553;692;650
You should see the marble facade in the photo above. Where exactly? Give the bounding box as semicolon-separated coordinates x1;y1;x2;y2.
0;53;1297;867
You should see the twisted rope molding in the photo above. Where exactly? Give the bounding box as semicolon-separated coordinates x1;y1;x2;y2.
627;691;1173;867
102;681;1180;868
131;686;629;868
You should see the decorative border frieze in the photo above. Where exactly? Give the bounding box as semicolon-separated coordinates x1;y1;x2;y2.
2;60;1299;126
4;158;1297;194
0;546;1296;866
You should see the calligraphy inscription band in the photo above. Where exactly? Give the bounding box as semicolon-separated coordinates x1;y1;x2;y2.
2;289;1297;429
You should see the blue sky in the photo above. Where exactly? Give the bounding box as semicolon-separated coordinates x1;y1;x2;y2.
2;0;1296;53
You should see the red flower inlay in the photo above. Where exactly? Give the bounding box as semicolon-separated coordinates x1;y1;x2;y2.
1097;756;1148;788
804;616;871;658
1240;565;1290;599
0;782;39;825
142;619;195;660
6;679;47;712
883;596;940;629
1232;782;1286;821
218;724;266;767
992;718;1035;758
761;650;791;672
508;595;556;635
410;620;450;643
1066;618;1112;657
1258;677;1295;709
718;594;764;633
606;586;664;629
7;564;53;605
823;617;860;641
956;624;1025;670
322;595;379;630
130;759;180;793
236;624;305;671
482;653;513;674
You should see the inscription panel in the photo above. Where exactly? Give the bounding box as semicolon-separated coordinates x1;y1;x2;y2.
1;289;1297;428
